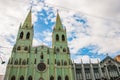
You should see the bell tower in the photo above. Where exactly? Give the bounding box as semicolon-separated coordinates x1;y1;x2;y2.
52;12;73;80
4;10;34;80
16;9;33;50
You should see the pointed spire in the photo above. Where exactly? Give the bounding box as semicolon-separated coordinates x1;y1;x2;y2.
81;59;83;64
22;9;32;28
106;53;109;56
54;10;63;30
97;59;100;63
89;59;91;64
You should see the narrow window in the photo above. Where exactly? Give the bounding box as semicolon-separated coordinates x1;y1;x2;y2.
65;76;69;80
35;48;37;54
24;46;28;51
11;75;16;80
14;59;18;65
11;58;13;64
63;48;66;52
40;53;43;59
47;59;49;64
47;48;49;54
56;34;59;41
34;59;36;64
57;61;60;66
28;76;32;80
56;48;59;52
50;76;54;80
64;61;67;66
62;35;65;41
19;32;24;39
26;32;30;39
27;58;29;64
20;76;24;80
58;76;61;80
19;58;21;65
22;60;26;65
55;59;56;64
17;46;21;50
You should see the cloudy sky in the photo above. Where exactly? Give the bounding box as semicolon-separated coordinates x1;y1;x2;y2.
0;0;120;75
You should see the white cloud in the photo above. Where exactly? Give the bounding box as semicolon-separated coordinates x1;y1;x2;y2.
43;0;120;56
0;0;120;74
0;0;30;75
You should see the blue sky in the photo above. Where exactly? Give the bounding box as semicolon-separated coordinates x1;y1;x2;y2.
0;0;120;74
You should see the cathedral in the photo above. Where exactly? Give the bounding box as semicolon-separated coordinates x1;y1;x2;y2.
4;10;120;80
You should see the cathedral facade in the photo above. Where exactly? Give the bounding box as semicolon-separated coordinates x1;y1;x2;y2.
4;10;120;80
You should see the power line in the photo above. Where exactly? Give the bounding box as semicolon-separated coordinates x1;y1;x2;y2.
0;46;12;49
42;2;120;24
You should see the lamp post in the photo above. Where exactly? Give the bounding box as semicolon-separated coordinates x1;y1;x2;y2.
0;56;5;64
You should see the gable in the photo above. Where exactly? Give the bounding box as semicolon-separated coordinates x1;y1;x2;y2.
100;56;120;66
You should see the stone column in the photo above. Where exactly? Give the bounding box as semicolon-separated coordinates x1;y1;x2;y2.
97;59;103;79
81;59;86;80
115;63;120;76
69;61;74;80
90;59;95;80
73;61;76;80
105;64;110;80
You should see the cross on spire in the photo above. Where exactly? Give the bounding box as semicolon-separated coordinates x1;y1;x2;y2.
57;9;59;13
30;1;33;10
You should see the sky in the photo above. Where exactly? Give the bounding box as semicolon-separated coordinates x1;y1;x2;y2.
0;0;120;75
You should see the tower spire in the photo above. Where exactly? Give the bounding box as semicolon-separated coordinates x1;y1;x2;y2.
22;9;32;28
54;11;63;30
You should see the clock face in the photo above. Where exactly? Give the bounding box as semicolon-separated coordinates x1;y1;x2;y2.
37;63;46;71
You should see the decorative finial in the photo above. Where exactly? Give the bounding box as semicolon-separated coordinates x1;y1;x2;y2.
30;1;33;10
57;9;59;13
97;58;100;63
106;53;109;56
81;59;83;64
89;59;91;64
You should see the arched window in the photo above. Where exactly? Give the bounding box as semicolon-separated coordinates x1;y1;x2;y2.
19;58;21;65
27;58;29;64
55;59;56;64
17;46;21;50
19;32;24;39
14;59;18;65
57;61;60;66
50;76;54;80
28;76;32;80
34;59;36;64
63;48;66;52
58;76;61;80
11;75;16;80
56;48;59;52
65;76;69;80
64;61;67;66
47;59;49;64
26;32;30;39
20;75;24;80
35;48;37;54
56;34;59;41
62;35;65;41
40;53;43;59
39;77;44;80
22;60;26;65
11;58;13;64
24;46;28;51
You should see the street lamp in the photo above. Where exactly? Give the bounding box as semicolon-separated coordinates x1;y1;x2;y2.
0;56;5;64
